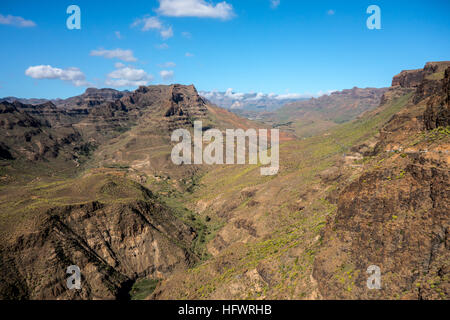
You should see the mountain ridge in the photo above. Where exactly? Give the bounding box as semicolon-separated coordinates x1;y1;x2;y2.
0;62;448;300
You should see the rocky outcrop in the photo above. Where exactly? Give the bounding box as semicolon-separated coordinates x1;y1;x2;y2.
0;83;255;301
424;67;450;129
391;68;424;88
313;158;449;299
55;88;130;109
0;198;198;300
0;101;81;161
392;61;450;89
0;84;212;161
314;62;450;300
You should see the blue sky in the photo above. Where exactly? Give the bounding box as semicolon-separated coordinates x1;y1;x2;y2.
1;0;449;99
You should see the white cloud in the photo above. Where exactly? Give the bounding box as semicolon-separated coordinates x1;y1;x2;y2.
156;43;169;49
275;90;335;100
327;9;335;15
114;62;125;69
270;0;280;9
225;88;245;100
132;16;173;39
274;93;306;100
181;31;192;38
90;48;137;62
133;16;162;30
160;70;174;81
0;14;36;27
201;90;217;99
248;92;267;101
115;31;122;39
25;65;89;87
157;0;234;20
105;65;153;88
200;89;335;104
160;26;173;39
230;101;244;109
185;52;194;57
159;62;176;68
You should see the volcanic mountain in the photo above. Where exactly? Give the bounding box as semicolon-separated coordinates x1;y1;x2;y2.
0;84;257;299
148;62;449;300
0;61;449;300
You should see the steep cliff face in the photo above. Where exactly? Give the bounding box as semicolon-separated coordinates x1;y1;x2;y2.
391;68;424;88
89;84;258;180
53;88;131;110
0;185;197;300
424;67;450;129
314;63;450;300
0;101;81;161
391;61;450;88
57;84;211;144
0;84;217;171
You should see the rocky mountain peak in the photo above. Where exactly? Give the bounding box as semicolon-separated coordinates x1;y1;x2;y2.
82;88;126;101
391;61;450;88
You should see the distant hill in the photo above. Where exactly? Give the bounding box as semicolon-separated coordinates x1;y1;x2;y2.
255;87;388;138
200;90;310;113
0;97;50;105
1;88;130;108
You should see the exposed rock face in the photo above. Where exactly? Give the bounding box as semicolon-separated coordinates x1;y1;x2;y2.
0;97;50;105
55;88;130;109
73;84;209;137
0;142;13;160
169;84;208;118
0;101;81;161
0;199;197;299
0;101;42;129
0;83;226;300
330;87;384;99
392;61;450;88
2;66;449;301
314;62;450;300
391;68;424;88
83;88;128;101
0;84;211;160
314;160;449;299
424;67;450;129
14;101;75;127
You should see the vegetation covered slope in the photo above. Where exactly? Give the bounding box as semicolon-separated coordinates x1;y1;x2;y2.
0;84;256;299
149;62;449;300
314;63;450;300
246;87;387;138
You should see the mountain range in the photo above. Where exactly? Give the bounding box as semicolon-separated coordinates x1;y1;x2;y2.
199;90;312;112
0;61;449;300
